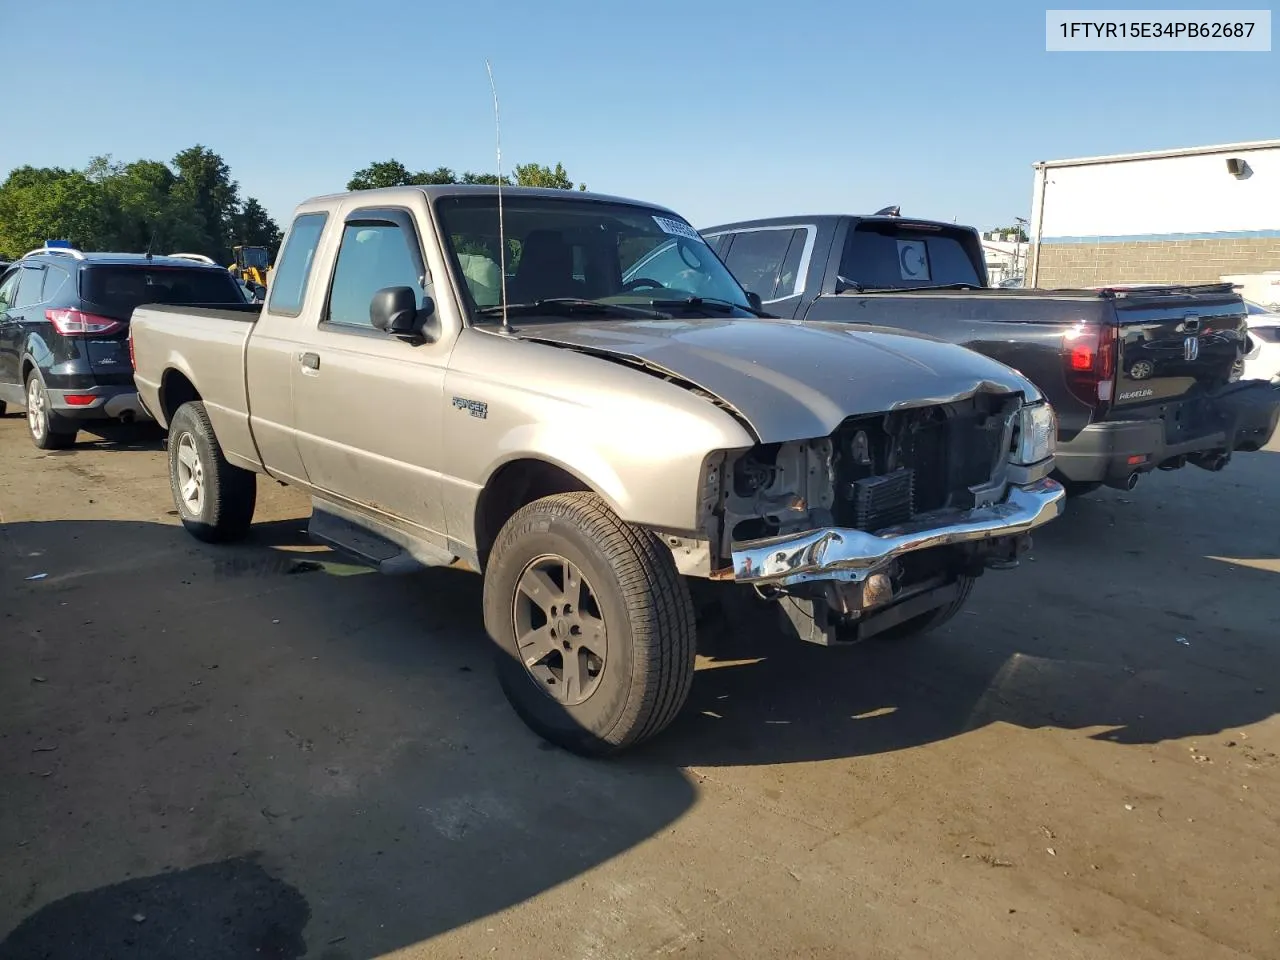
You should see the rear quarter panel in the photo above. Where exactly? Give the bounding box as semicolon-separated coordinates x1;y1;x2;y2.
131;306;259;466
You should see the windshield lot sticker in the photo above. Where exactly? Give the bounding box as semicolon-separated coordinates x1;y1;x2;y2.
653;216;706;243
896;240;931;282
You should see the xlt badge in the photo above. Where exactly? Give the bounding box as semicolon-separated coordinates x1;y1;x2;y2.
452;397;488;419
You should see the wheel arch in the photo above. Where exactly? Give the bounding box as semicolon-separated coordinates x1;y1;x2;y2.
159;368;202;425
474;457;600;570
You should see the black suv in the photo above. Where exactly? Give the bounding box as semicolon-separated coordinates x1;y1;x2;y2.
0;247;245;448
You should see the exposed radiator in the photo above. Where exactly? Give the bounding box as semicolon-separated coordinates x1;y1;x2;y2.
851;469;914;531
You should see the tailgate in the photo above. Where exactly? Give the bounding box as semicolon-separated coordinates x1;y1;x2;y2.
1111;285;1248;406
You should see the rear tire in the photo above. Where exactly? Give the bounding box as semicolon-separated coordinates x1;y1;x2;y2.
866;574;977;643
167;401;257;543
483;491;697;757
25;371;77;450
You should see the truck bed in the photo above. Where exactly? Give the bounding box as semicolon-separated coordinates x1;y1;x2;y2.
802;282;1249;438
129;304;263;467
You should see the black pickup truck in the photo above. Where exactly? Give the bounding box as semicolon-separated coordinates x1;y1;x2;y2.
701;214;1280;495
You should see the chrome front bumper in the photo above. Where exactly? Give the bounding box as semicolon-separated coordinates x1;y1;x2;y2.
730;477;1065;586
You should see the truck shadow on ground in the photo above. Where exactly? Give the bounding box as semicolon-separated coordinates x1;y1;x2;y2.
2;489;1277;957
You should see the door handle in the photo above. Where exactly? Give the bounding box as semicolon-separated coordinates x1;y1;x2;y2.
300;351;320;371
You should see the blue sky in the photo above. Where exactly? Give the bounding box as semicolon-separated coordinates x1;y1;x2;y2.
1;0;1275;232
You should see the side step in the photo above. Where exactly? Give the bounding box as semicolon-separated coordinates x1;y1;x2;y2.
308;498;457;575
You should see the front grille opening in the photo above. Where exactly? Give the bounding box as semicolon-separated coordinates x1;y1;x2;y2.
832;394;1018;530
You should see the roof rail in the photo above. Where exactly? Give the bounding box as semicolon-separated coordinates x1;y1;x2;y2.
168;252;217;264
22;246;86;261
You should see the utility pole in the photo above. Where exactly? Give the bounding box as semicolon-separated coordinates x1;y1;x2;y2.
1014;216;1030;281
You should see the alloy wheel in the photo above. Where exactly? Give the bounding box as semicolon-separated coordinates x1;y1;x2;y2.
26;377;46;442
512;554;608;705
175;432;206;516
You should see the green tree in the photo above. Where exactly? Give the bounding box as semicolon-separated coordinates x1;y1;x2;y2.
348;159;584;192
413;166;459;185
458;171;510;186
171;145;241;261
230;197;283;253
0;148;282;263
0;166;111;258
988;224;1028;242
347;159;415;190
513;162;585;191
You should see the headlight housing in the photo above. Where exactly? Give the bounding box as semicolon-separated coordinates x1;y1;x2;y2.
1010;401;1057;465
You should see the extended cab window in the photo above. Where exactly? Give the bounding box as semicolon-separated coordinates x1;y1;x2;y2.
839;224;982;289
268;213;327;316
326;222;424;329
723;229;806;302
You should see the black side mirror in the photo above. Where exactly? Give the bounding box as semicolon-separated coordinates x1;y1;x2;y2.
370;286;437;342
745;291;764;313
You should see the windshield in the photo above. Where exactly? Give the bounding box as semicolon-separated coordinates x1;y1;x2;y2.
435;195;754;321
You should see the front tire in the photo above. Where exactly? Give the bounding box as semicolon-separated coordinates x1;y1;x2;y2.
167;401;257;543
483;492;697;757
25;371;77;450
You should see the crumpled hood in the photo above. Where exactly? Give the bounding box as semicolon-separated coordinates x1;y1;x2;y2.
514;317;1040;442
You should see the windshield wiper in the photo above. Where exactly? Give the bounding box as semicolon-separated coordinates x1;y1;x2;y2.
649;296;768;318
476;298;670;320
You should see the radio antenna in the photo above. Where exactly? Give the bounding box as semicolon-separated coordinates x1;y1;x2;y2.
485;59;512;335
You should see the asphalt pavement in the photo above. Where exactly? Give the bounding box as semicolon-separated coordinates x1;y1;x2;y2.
1;414;1278;959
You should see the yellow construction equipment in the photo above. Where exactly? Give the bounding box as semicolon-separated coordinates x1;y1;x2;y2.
228;245;271;288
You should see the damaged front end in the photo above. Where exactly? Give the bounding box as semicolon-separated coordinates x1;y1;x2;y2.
675;391;1064;645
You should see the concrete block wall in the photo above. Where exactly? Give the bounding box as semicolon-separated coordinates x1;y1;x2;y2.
1030;237;1280;288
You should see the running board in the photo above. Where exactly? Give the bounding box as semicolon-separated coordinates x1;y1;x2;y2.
308;498;457;575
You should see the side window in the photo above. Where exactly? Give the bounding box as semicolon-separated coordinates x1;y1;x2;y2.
267;212;327;317
40;264;69;303
722;229;796;302
0;270;20;311
13;267;45;308
326;222;423;329
773;229;808;299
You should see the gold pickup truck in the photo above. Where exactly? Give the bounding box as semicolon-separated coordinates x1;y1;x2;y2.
129;185;1064;756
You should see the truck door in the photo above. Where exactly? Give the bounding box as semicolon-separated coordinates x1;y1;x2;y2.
246;211;329;486
288;207;450;538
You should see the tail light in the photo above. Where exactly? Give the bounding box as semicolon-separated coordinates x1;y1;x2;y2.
1063;322;1117;407
46;308;124;336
